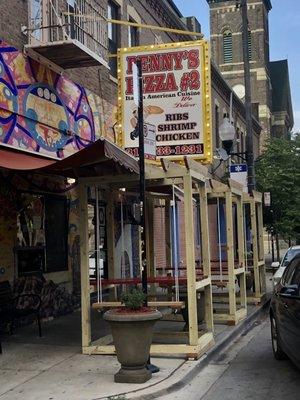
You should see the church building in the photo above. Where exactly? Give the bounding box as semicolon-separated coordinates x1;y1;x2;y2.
206;0;293;149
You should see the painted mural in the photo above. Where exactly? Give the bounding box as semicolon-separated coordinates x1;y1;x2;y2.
0;39;116;158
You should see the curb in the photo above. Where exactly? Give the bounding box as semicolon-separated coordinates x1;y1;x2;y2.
126;299;271;399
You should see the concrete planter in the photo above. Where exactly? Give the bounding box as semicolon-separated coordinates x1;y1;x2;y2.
104;309;162;383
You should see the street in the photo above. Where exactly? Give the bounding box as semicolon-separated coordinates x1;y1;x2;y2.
160;316;300;400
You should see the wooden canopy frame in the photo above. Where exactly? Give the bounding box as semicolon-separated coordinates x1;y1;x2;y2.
79;158;215;360
243;191;266;304
207;179;247;325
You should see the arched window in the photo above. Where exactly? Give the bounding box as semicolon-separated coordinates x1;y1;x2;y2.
223;30;233;63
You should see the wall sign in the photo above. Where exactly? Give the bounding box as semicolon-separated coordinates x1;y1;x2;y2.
117;40;212;163
230;164;248;193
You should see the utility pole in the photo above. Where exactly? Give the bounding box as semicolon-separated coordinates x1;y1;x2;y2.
240;0;255;193
136;59;159;374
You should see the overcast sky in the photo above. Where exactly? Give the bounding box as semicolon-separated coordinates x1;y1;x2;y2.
174;0;300;133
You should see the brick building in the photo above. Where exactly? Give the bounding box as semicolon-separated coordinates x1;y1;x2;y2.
206;0;294;148
0;0;261;297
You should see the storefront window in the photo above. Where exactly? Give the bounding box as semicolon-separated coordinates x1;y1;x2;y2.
16;193;68;275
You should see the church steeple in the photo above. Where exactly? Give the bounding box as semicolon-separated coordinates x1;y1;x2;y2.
206;0;273;148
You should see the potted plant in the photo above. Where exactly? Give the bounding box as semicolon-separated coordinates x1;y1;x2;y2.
103;289;161;384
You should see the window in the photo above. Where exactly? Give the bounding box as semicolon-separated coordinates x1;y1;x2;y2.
243;30;252;61
108;1;120;77
128;18;139;47
44;195;68;272
282;258;299;286
291;260;300;286
16;193;68;275
223;31;233;64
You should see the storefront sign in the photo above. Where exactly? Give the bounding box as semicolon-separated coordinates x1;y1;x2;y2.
117;40;212;163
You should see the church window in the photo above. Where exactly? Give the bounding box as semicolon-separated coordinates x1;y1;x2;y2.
243;30;252;61
248;30;252;60
223;30;233;63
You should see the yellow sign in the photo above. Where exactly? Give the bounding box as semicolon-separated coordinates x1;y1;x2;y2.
117;40;212;164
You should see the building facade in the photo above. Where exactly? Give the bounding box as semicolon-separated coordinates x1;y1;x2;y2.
0;0;260;303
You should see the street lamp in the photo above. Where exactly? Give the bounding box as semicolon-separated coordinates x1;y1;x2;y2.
219;114;236;154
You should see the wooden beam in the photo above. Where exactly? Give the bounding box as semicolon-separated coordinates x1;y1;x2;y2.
164;199;172;274
79;181;91;348
250;198;260;298
225;191;236;317
236;196;247;310
183;174;198;346
184;157;209;182
199;184;214;332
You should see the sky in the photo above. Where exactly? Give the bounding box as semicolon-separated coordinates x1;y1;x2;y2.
174;0;300;132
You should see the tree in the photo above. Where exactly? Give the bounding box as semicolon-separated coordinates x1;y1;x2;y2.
255;135;300;244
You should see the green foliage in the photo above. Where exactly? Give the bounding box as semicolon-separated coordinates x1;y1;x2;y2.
255;136;300;243
121;288;146;310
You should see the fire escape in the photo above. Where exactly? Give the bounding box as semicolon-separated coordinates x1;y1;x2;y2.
25;0;108;69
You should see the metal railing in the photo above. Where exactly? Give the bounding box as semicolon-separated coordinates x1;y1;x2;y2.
27;0;107;57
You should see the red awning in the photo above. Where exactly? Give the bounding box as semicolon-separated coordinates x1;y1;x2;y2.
0;139;139;177
0;147;56;170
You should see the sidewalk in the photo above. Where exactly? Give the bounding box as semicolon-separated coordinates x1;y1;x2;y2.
0;296;270;400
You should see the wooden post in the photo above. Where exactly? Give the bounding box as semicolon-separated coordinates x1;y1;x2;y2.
257;203;264;261
183;174;198;346
225;191;236;317
79;181;91;349
250;199;260;298
199;184;214;332
165;199;172;270
237;196;247;310
257;202;266;293
106;193;116;299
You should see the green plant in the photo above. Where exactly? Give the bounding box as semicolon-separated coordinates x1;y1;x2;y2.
121;288;146;310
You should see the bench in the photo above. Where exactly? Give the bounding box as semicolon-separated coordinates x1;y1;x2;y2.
0;280;42;340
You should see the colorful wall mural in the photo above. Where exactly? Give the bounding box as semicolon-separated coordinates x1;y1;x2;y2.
0;39;117;158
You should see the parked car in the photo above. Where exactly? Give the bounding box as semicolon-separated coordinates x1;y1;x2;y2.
270;253;300;369
271;246;300;288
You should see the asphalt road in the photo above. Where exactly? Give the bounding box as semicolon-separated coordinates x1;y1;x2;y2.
160;316;300;400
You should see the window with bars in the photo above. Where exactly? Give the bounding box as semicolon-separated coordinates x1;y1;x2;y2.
223;31;233;64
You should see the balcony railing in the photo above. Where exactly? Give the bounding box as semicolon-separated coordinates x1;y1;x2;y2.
26;0;108;69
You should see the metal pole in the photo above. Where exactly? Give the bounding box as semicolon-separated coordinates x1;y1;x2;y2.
240;0;255;193
136;59;148;305
137;60;159;374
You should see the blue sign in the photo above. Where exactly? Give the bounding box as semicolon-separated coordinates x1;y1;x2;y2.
230;164;248;173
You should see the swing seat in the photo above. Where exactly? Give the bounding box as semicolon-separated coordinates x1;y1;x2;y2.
92;301;185;309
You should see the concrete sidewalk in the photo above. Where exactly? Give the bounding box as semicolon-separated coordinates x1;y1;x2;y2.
0;299;269;400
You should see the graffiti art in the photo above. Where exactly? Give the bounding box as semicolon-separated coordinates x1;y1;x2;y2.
0;39;100;158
